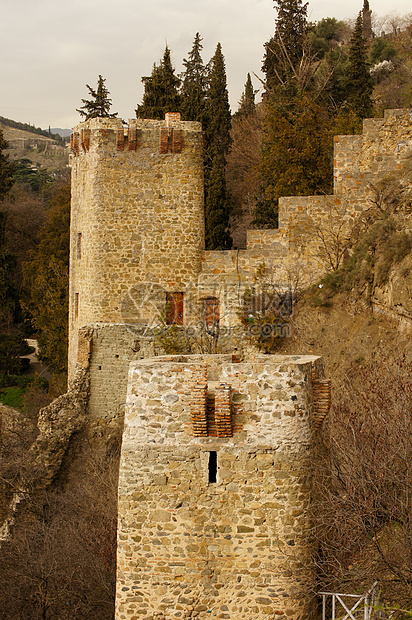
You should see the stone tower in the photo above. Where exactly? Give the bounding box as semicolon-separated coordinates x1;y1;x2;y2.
115;353;328;619
69;114;204;416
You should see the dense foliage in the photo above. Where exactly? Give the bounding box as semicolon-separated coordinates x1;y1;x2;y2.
0;128;15;201
346;12;373;118
21;184;70;373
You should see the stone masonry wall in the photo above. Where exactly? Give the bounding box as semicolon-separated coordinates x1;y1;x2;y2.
68;109;411;420
68;115;204;377
197;109;412;319
116;354;323;620
334;109;412;198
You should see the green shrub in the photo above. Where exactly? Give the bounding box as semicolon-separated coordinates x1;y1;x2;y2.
0;386;24;409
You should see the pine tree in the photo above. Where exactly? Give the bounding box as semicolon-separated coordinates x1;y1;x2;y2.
204;43;232;250
346;12;373;118
262;0;308;92
77;75;118;120
236;73;255;117
180;33;206;122
0;129;15;201
136;46;181;119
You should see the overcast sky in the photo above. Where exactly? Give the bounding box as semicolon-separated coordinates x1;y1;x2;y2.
1;0;410;129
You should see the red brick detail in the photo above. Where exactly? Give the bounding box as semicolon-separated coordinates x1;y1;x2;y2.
159;128;170;154
80;129;90;152
215;383;232;437
70;132;80;155
190;367;208;436
172;129;182;153
165;292;184;325
159;128;182;154
165;112;181;126
116;130;125;151
128;127;139;151
312;379;331;429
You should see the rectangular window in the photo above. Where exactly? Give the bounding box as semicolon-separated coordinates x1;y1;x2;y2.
165;292;184;325
208;451;217;484
74;293;79;320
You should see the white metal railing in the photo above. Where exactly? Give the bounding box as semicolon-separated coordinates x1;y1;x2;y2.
319;582;379;620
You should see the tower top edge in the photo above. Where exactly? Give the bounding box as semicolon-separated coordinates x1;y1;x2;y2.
73;113;202;133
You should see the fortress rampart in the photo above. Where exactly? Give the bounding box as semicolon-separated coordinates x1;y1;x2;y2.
68;109;411;420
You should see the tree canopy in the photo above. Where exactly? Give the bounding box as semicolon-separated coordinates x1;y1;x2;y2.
180;33;207;123
136;47;181;119
77;75;118;120
262;0;309;92
22;184;70;373
236;73;256;117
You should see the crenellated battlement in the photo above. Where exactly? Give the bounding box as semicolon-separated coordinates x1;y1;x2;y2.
70;113;202;156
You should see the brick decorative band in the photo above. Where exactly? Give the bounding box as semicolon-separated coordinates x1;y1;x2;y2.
215;383;233;437
312;379;331;429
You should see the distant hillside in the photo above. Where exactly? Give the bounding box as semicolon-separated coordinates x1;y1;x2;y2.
0;116;62;141
0;119;69;178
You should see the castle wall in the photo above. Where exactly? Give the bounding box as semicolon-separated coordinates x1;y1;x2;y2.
115;354;322;620
67;108;412;418
68;115;204;377
334;108;412;197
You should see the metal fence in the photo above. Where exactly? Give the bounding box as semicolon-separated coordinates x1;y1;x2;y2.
319;582;379;620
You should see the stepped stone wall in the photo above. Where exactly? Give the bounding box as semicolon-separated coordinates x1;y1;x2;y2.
115;354;325;620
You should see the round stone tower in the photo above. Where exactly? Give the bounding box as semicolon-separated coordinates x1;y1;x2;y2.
68;113;204;381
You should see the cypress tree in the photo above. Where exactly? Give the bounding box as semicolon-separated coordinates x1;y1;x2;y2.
236;73;256;117
136;46;181;119
205;43;232;164
362;0;373;40
205;154;232;250
346;12;373;119
204;43;232;250
262;0;308;92
180;33;206;122
77;75;118;120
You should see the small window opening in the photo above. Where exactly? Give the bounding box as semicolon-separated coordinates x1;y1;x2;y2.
74;292;79;320
165;292;184;325
208;451;217;484
77;232;82;259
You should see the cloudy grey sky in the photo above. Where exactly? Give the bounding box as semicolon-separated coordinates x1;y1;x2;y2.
1;0;410;129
